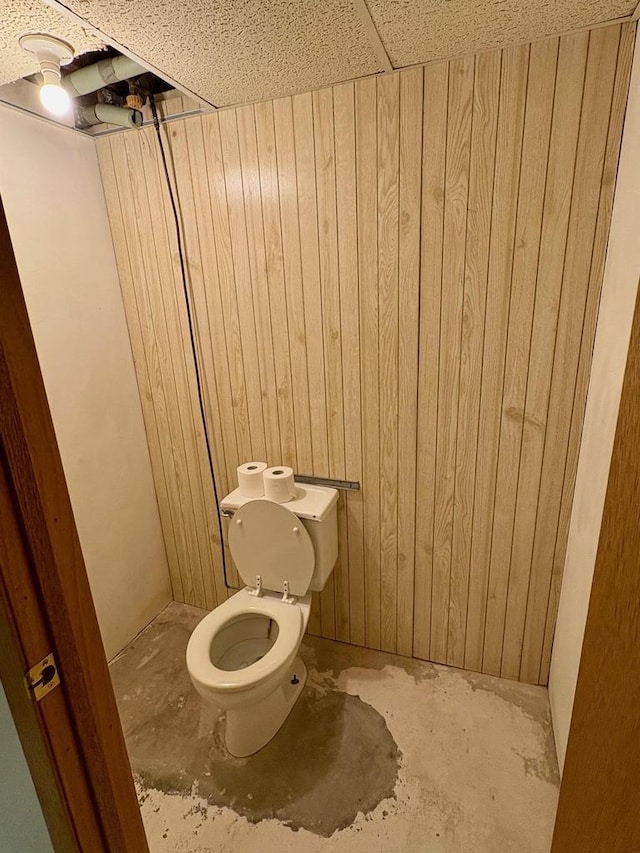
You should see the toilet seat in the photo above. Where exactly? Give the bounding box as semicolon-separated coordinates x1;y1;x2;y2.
186;589;304;693
228;499;315;596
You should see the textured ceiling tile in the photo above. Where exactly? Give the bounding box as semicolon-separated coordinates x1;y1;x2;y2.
0;0;103;85
50;0;384;106
366;0;634;68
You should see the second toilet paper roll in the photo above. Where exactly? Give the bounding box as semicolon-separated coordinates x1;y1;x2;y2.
263;466;296;503
237;461;268;497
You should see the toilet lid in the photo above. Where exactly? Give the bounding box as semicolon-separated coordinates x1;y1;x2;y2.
228;499;315;596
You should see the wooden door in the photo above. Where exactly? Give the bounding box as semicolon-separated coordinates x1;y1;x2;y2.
0;198;148;851
552;282;640;851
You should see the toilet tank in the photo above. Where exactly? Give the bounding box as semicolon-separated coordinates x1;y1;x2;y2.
220;483;339;593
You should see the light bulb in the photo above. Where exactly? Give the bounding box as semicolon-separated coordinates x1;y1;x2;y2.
40;83;71;116
19;36;74;117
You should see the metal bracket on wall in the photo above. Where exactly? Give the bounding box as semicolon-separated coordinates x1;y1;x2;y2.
294;475;360;491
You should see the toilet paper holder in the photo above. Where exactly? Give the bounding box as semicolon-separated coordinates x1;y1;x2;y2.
294;474;360;491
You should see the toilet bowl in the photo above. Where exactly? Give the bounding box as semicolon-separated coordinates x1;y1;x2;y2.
187;587;311;756
186;486;338;757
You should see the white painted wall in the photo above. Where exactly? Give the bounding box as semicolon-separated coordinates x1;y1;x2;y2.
0;682;54;852
549;36;640;772
0;105;171;659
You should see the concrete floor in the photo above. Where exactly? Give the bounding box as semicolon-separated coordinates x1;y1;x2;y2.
110;603;559;852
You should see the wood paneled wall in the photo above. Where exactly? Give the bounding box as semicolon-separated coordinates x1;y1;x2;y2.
96;23;634;684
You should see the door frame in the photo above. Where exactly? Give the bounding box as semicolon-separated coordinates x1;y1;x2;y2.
0;199;148;851
551;281;640;850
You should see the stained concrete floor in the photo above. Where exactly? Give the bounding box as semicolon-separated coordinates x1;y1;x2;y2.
110;603;559;852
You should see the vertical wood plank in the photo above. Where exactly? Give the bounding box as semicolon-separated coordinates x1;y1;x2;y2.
355;76;381;650
235;105;282;465
200;113;243;486
200;112;249;590
291;92;329;476
313;87;345;639
216;110;267;464
334;81;362;645
272;97;314;473
413;60;448;661
345;490;365;646
254;101;298;468
431;54;474;664
397;67;423;657
377;73;400;653
291;91;327;635
448;50;500;667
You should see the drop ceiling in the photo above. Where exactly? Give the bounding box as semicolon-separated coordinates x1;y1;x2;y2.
367;0;635;67
1;0;636;107
0;0;103;86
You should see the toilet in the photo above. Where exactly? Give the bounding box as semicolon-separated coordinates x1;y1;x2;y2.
186;483;338;757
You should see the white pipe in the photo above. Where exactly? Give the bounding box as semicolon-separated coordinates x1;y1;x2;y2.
63;56;146;97
77;104;143;129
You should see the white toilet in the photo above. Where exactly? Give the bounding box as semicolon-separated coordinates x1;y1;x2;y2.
186;483;338;757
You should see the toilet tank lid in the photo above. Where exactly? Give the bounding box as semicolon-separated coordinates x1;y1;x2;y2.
221;483;338;521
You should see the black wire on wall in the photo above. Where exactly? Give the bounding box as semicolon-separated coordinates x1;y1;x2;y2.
149;95;232;590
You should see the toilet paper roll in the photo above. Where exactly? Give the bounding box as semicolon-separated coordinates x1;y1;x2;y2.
263;466;296;503
237;461;268;497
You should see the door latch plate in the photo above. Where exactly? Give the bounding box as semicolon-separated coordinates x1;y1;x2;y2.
26;653;60;701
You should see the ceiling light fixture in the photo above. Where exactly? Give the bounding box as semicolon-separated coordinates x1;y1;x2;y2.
18;33;74;117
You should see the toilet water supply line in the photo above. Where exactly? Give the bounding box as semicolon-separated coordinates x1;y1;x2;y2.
149;95;233;591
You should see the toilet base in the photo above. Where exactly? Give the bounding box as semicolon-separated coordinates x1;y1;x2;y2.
224;656;307;757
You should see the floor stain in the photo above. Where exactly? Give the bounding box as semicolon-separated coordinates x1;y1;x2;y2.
459;668;551;724
111;613;400;837
513;750;560;786
301;635;439;684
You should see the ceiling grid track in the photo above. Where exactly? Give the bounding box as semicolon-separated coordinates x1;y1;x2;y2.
352;0;393;73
